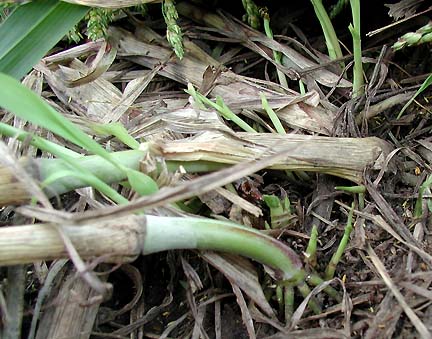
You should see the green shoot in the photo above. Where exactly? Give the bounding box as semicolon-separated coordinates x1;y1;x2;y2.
284;285;295;320
42;169;128;205
310;0;344;61
296;281;321;314
261;8;288;89
397;73;432;119
0;122;81;159
335;185;366;194
263;194;293;229
276;285;284;315
0;73;158;198
415;174;432;218
185;83;257;133
335;185;365;209
260;92;286;134
305;224;318;267
298;79;306;95
144;215;305;283
90;122;140;150
325;203;354;280
348;0;364;97
306;273;341;302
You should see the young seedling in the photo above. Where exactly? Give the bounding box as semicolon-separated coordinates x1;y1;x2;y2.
260;92;286;134
263;194;294;229
310;0;344;61
0;73;159;202
305;224;319;267
335;184;365;210
414;174;432;218
185;83;257;133
325;203;354;280
260;9;289;89
348;0;364;97
397;73;432;119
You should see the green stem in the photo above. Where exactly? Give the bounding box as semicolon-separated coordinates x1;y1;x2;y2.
262;13;288;89
305;224;318;267
144;215;305;283
284;285;294;321
307;273;342;302
310;0;344;61
185;84;257;133
325;203;354;280
335;185;365;194
42;169;128;204
0;122;80;158
349;0;363;97
260;92;286;134
38;150;145;197
296;281;321;314
276;285;284;315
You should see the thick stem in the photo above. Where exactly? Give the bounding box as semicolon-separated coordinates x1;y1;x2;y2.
0;150;227;206
144;215;305;282
0;215;305;283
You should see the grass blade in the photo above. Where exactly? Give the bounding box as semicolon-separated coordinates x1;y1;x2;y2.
398;73;432;119
0;0;88;79
0;73;118;164
0;73;160;197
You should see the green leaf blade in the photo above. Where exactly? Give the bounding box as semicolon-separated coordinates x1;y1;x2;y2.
0;0;89;79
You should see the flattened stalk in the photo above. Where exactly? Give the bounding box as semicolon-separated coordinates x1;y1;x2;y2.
0;214;305;283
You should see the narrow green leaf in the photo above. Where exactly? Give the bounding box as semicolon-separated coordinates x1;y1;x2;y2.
126;169;159;196
0;121;81;158
0;0;88;79
42;168;128;204
0;74;161;200
91;122;140;150
0;72;120;167
398;73;432;119
260;92;286;134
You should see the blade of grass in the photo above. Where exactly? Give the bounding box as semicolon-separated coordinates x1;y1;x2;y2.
398;73;432;119
0;73;116;160
0;0;89;79
261;9;288;89
348;0;363;97
0;73;159;196
185;83;257;133
324;203;354;280
90;122;140;150
260;92;286;134
0;122;81;158
305;224;318;267
310;0;343;61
